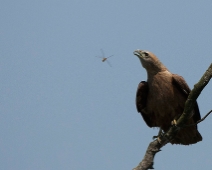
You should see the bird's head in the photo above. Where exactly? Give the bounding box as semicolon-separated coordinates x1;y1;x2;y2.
133;50;167;74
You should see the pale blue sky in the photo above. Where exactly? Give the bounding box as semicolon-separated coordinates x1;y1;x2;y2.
1;1;212;170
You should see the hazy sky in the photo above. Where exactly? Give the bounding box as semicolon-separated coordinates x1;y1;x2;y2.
1;1;212;170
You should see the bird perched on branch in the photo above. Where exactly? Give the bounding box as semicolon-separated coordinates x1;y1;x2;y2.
133;50;202;145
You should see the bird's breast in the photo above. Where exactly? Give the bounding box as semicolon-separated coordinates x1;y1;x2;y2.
147;71;175;116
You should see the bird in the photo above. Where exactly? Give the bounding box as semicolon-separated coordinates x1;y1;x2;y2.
133;49;202;145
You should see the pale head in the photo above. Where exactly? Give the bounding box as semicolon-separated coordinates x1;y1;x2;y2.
134;50;167;74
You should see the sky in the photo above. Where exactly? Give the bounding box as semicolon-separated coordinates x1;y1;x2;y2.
0;1;212;170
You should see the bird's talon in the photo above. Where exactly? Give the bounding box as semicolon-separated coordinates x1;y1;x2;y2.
152;135;158;140
171;119;177;126
157;137;162;143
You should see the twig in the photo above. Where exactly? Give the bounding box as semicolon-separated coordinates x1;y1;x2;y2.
184;110;212;127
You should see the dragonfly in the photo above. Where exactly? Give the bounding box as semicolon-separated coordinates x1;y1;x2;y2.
96;49;113;67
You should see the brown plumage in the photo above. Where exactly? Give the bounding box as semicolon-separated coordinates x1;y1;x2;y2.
134;50;202;145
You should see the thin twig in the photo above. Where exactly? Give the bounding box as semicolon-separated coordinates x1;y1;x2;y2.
184;110;212;127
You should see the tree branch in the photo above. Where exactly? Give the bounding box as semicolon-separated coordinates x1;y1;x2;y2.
133;63;212;170
185;110;212;127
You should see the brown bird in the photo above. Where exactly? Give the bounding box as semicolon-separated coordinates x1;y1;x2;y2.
134;50;202;145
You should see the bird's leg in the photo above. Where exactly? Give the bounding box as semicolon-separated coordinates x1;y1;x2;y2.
152;128;163;140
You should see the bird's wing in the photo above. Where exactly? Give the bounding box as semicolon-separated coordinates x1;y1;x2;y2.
172;74;201;122
136;81;152;127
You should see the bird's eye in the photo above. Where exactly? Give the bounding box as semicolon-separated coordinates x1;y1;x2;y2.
143;52;149;57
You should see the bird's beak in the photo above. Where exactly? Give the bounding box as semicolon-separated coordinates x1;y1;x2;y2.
133;50;143;59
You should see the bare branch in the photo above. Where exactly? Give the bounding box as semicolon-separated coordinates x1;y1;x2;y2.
184;110;212;127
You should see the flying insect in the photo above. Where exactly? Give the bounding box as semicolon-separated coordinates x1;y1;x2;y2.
96;49;113;67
